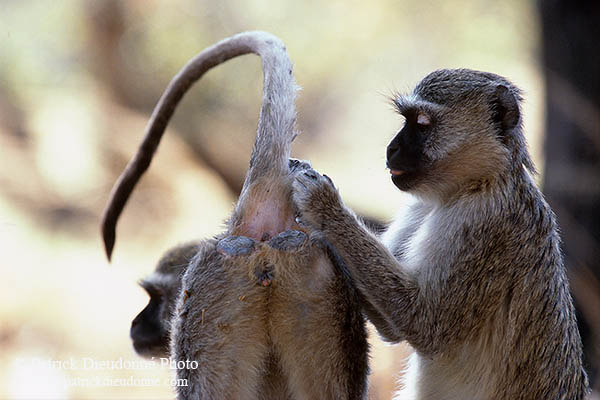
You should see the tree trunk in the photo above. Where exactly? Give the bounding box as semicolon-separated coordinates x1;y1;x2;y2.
539;0;600;390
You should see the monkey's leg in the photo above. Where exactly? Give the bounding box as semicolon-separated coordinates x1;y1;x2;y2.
172;243;270;399
270;250;369;399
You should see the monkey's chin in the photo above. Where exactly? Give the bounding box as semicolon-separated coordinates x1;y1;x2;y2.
391;173;418;192
133;339;169;359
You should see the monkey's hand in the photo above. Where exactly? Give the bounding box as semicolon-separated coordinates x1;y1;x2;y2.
292;168;346;230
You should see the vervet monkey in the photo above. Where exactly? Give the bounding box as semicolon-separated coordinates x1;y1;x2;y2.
130;242;199;358
101;31;369;399
292;69;590;399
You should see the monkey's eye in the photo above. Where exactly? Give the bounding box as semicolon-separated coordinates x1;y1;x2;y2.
416;113;431;126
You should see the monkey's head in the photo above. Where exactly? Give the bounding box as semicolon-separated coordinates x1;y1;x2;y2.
387;69;534;199
130;243;198;358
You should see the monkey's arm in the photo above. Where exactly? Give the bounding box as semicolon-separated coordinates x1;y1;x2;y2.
312;233;402;343
293;170;426;346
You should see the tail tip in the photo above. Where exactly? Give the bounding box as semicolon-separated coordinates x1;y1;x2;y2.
101;227;115;262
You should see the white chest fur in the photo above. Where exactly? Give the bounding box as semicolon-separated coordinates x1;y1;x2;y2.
384;200;496;399
396;347;496;400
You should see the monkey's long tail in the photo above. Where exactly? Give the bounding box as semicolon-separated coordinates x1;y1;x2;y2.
101;31;298;261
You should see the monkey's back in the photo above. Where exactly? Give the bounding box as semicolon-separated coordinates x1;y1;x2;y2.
492;182;587;399
171;236;369;399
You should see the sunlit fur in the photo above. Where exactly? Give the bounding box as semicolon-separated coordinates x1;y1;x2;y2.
169;32;369;399
294;69;589;399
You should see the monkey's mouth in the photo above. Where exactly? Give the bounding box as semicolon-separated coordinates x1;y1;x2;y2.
388;167;421;191
132;335;169;356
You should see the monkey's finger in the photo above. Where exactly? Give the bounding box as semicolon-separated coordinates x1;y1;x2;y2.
322;174;335;187
288;158;312;173
267;230;307;251
303;169;320;181
217;236;257;256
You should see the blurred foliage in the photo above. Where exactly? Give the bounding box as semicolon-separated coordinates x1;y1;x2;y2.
0;0;548;398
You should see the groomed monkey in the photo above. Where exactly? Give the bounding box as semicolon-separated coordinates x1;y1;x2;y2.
130;219;382;361
130;242;199;358
101;31;368;399
130;222;382;361
292;69;590;399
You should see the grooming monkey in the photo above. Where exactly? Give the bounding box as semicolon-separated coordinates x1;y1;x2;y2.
293;69;590;399
101;31;369;399
130;242;199;358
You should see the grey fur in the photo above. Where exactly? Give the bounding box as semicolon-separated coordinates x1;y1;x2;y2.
293;69;589;399
157;32;370;399
103;31;369;398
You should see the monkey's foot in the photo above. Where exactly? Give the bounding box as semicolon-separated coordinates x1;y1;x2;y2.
267;230;307;251
217;236;256;256
292;168;343;230
254;265;274;287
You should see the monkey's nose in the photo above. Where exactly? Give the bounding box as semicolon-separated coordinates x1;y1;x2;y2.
386;144;399;161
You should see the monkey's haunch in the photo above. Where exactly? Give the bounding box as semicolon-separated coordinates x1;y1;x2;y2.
267;230;307;251
216;230;308;257
216;236;256;256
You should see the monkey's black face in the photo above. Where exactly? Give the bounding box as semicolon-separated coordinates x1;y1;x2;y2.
130;289;169;358
386;110;431;191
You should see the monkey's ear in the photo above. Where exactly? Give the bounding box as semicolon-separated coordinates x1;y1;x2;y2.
491;85;520;132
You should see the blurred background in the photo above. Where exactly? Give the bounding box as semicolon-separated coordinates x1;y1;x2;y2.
0;0;598;398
